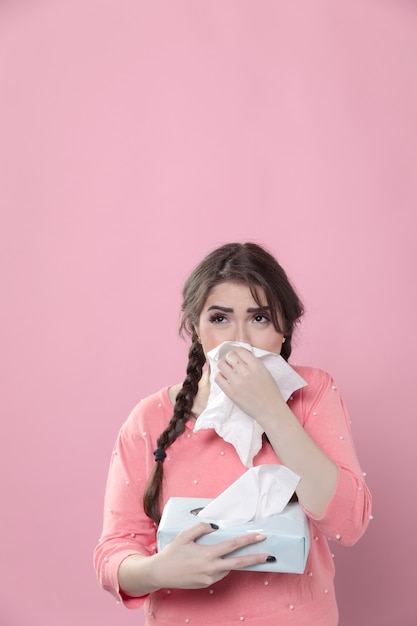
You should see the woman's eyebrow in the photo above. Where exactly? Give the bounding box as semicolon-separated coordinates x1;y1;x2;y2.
247;306;271;313
207;305;234;312
206;305;271;313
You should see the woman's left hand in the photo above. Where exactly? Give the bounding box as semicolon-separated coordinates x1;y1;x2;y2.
215;347;285;428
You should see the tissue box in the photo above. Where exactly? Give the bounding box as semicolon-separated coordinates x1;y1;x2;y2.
157;497;310;574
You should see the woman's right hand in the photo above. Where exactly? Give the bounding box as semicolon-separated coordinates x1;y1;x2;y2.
118;522;272;597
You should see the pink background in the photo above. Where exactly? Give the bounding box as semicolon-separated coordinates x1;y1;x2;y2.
1;1;416;624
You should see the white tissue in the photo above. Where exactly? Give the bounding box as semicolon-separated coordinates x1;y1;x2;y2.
197;464;301;528
194;341;307;467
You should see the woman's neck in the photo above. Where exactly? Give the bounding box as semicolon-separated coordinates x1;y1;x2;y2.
168;370;211;419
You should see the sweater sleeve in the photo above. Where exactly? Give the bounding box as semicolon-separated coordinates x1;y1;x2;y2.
296;368;372;546
93;403;158;608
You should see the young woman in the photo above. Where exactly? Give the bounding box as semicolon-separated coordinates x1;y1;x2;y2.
94;242;372;625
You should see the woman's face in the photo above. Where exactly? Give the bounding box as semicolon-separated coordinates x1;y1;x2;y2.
197;282;284;356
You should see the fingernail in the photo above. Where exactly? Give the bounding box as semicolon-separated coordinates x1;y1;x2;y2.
210;523;219;530
266;555;276;562
255;534;266;541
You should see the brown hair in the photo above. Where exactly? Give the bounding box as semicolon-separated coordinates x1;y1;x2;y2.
143;242;304;523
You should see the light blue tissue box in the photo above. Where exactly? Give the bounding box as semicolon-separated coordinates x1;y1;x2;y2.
157;497;310;574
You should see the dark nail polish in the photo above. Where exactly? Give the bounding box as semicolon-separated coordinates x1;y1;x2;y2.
266;555;276;562
210;523;219;530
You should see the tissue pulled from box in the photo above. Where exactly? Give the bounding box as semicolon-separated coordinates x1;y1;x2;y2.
194;341;307;467
197;464;300;528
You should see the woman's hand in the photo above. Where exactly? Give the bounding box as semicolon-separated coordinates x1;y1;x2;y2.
118;522;272;597
150;522;270;589
215;347;285;428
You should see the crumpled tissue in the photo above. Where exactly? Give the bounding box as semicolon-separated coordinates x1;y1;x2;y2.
196;464;301;527
194;341;307;467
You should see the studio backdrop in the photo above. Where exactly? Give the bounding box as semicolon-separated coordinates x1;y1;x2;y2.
1;1;416;625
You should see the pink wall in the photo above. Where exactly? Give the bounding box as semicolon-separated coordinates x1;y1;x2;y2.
1;1;416;624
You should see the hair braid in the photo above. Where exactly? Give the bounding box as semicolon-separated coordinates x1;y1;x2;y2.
143;337;205;524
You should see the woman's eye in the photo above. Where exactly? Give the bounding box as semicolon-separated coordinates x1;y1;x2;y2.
254;314;269;323
209;314;227;323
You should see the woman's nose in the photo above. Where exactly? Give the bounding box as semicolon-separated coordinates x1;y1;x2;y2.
234;324;250;344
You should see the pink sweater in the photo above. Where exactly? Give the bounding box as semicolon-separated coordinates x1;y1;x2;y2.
94;366;372;625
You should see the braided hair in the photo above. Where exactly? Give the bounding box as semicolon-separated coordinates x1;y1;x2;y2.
143;335;205;523
143;242;304;523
